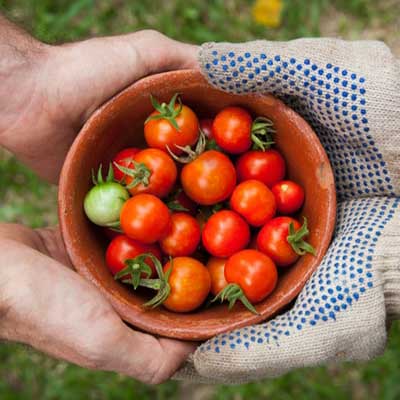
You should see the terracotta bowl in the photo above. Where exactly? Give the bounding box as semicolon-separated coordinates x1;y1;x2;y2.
59;69;336;341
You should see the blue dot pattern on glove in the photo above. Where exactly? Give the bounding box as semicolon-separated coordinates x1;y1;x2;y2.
200;50;399;353
204;51;395;200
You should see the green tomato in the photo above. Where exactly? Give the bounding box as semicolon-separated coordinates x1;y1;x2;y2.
84;182;129;227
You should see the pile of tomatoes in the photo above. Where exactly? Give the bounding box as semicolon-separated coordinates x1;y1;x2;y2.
84;94;314;314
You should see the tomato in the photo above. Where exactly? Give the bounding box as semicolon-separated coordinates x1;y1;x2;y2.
162;257;211;312
212;106;252;154
160;213;201;257
166;189;198;215
112;147;140;182
181;150;236;205
120;194;171;244
202;210;250;258
224;249;277;303
84;166;129;227
144;94;199;155
230;180;276;226
121;148;177;198
257;216;314;267
105;235;161;278
272;180;305;214
207;257;228;296
236;150;286;188
200;118;214;138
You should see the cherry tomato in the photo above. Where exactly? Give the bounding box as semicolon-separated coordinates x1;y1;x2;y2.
207;257;228;296
212;106;252;154
230;180;276;226
123;148;177;198
272;180;305;214
166;189;198;215
112;147;140;182
236;150;286;188
160;213;201;257
202;210;250;258
200;118;214;138
181;150;236;205
162;257;211;312
225;249;277;303
120;194;171;244
105;235;161;277
144;96;199;155
257;216;302;267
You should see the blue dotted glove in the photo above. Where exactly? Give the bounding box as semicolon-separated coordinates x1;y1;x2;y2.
175;39;400;384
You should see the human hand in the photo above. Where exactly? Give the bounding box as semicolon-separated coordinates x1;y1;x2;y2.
0;17;198;183
0;224;196;384
175;39;400;383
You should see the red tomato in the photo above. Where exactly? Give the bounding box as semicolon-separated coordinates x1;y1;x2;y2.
123;148;177;198
257;216;302;267
120;194;171;244
160;213;201;257
105;235;161;277
236;150;286;188
207;257;228;296
181;150;236;205
272;180;305;214
225;249;277;303
112;147;140;182
212;106;252;154
166;189;198;215
230;180;276;226
202;210;250;258
200;118;214;138
144;100;199;155
162;257;211;312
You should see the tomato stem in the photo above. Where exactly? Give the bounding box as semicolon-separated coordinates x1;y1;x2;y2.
166;131;206;162
212;283;259;315
113;161;152;189
145;93;182;131
251;117;275;151
287;217;316;256
114;254;153;289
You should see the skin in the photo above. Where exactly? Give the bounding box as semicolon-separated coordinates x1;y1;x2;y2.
207;257;228;297
0;15;198;384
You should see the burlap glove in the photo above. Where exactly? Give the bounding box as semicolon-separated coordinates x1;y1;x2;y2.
175;39;400;384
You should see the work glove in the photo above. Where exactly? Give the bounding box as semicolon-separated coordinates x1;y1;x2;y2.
175;38;400;384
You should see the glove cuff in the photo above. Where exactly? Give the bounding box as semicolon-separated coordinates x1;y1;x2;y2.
379;205;400;320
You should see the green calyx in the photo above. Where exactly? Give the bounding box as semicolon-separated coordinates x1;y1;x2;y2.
114;254;154;290
212;283;259;315
145;93;182;131
166;130;207;163
287;217;316;256
91;163;115;185
251;116;276;151
113;161;151;190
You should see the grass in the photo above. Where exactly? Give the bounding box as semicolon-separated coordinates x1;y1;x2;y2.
0;0;399;399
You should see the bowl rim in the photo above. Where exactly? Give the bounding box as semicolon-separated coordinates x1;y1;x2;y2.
59;69;336;340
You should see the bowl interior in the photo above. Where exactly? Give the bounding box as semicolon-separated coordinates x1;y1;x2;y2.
59;70;336;340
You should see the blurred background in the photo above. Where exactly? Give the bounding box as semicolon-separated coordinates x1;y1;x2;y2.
0;0;399;399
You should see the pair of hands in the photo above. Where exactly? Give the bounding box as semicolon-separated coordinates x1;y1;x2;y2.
0;20;198;384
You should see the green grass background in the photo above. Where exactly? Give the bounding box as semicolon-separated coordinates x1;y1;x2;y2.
0;0;399;399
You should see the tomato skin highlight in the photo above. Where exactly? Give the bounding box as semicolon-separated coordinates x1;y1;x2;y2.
162;257;211;312
105;235;161;277
160;213;201;257
120;194;171;244
257;216;302;267
181;150;236;205
202;210;250;258
127;148;177;198
144;105;199;155
224;249;278;303
272;180;305;214
112;147;141;182
212;107;252;154
230;179;276;226
236;149;286;188
207;257;228;296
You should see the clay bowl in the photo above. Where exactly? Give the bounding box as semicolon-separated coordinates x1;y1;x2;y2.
59;69;336;341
